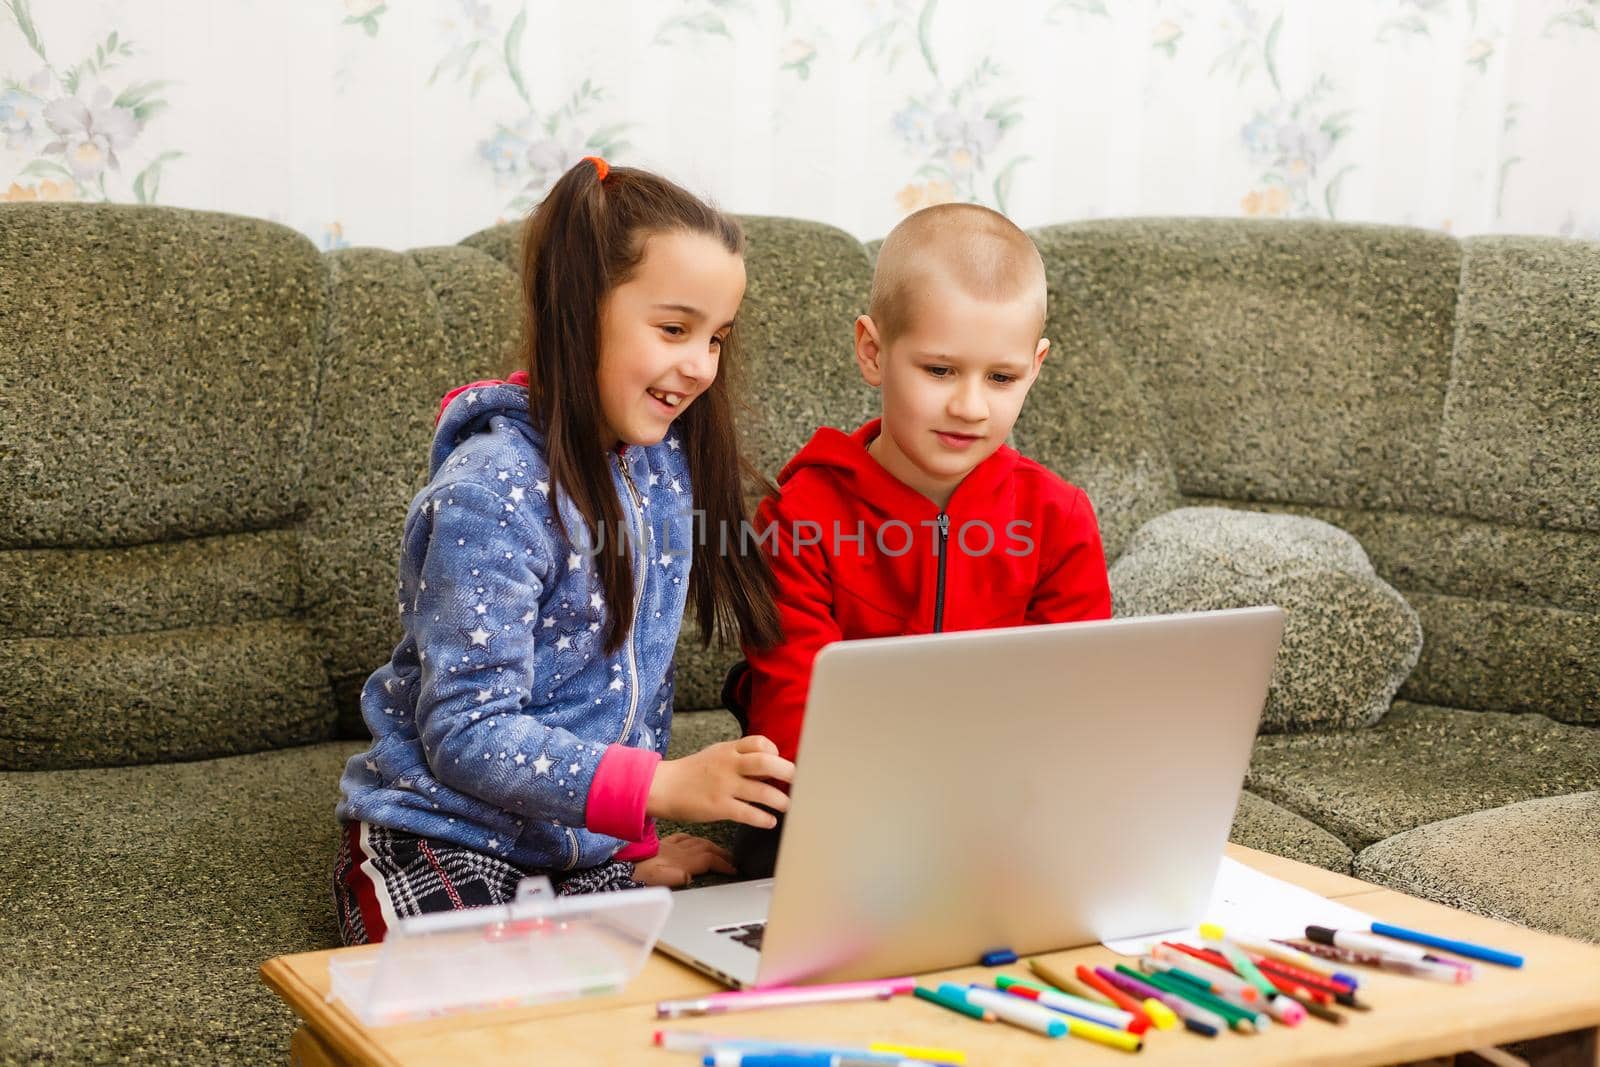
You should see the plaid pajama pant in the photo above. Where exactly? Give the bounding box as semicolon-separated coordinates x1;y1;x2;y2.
332;821;642;946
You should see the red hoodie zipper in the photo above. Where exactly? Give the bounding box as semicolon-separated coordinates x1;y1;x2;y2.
933;511;950;632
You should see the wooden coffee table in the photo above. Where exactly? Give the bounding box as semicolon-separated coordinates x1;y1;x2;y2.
263;846;1600;1066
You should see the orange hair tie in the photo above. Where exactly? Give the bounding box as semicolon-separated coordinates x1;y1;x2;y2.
583;155;610;182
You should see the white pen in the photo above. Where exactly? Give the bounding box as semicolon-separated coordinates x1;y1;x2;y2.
946;985;1067;1038
1306;925;1430;964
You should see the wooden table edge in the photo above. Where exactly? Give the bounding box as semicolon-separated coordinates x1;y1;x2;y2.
262;955;401;1067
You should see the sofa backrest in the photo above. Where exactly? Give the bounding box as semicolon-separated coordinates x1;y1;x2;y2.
1020;219;1598;725
3;205;1592;772
1;205;336;769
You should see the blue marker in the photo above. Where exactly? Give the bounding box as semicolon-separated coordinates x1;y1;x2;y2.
1370;922;1524;968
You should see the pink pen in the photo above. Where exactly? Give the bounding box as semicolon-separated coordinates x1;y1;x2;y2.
657;978;916;1018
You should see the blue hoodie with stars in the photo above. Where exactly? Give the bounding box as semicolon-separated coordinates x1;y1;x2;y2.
336;374;694;871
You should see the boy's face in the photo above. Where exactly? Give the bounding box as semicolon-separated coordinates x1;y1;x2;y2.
854;285;1048;507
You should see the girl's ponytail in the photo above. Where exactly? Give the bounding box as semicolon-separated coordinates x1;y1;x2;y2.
518;160;631;649
514;160;780;655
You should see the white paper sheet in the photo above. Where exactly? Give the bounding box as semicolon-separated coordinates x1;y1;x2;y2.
1103;857;1375;955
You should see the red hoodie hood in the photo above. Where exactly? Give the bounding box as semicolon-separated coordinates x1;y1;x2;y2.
773;418;1022;523
741;418;1112;761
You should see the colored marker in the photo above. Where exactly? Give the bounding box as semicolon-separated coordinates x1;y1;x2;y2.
1135;966;1259;1034
1370;922;1523;968
1113;964;1228;1035
1164;967;1272;1028
1207;925;1343;980
1307;925;1431;964
1094;967;1180;1029
1075;964;1155;1031
1025;958;1102;1002
998;979;1139;1030
993;975;1136;1030
700;1054;941;1067
942;984;1066;1038
654;1032;966;1064
983;986;1143;1052
1288;938;1468;983
658;979;913;1018
1170;945;1304;1025
914;985;995;1022
1153;944;1262;1002
1200;923;1280;1000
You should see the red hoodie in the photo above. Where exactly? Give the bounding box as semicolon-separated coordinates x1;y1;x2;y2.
741;419;1112;762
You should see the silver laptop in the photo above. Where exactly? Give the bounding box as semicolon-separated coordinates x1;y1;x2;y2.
655;606;1285;988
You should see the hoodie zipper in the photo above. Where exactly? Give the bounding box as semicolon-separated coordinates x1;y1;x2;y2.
614;453;647;745
932;511;950;633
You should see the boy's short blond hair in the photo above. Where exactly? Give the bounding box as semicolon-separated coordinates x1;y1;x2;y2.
869;203;1047;346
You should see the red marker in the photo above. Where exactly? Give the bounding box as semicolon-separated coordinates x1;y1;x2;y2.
1076;964;1153;1033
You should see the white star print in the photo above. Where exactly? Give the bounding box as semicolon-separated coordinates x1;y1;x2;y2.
509;486;525;502
554;635;572;651
647;472;659;487
588;622;600;633
463;390;479;404
475;688;493;704
521;610;537;624
364;759;378;773
569;763;581;775
497;469;509;481
568;553;583;571
667;436;680;450
542;615;556;628
608;677;624;691
531;752;553;777
658;553;672;567
536;479;550;495
514;752;526;765
467;625;494;647
488;837;500;850
590;592;604;609
669;478;683;494
474;602;488;615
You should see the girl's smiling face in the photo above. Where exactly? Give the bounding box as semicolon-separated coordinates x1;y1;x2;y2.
596;230;746;449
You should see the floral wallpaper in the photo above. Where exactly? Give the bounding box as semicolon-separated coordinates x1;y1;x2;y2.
3;0;1597;248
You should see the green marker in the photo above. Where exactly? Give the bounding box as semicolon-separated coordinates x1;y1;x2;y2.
1201;922;1281;1000
914;984;992;1021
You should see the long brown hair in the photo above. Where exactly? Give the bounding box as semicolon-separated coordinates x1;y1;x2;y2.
516;159;779;654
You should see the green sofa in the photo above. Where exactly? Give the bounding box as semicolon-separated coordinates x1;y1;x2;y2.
1;203;1595;1063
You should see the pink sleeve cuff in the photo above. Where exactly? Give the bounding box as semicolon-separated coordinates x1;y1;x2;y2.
585;743;661;842
613;824;660;862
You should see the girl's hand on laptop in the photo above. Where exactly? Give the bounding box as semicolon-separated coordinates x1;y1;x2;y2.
633;833;736;888
646;735;794;828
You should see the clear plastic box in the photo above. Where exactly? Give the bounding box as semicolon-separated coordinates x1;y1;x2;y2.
326;877;673;1026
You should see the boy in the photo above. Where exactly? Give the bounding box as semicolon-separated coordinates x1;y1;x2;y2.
726;203;1112;872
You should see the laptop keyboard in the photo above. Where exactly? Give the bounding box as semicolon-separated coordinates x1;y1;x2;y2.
713;921;766;949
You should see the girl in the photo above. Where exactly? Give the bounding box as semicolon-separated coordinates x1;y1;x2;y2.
333;157;791;945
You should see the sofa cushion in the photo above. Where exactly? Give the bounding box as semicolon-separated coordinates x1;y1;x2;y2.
1182;499;1600;725
1249;702;1600;849
0;203;339;768
0;742;359;1063
302;244;520;736
1228;791;1354;874
1354;792;1600;942
1109;506;1422;731
0;204;326;547
1429;236;1600;534
1028;219;1461;519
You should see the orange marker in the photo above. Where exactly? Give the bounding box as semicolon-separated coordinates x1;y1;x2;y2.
1076;964;1153;1034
